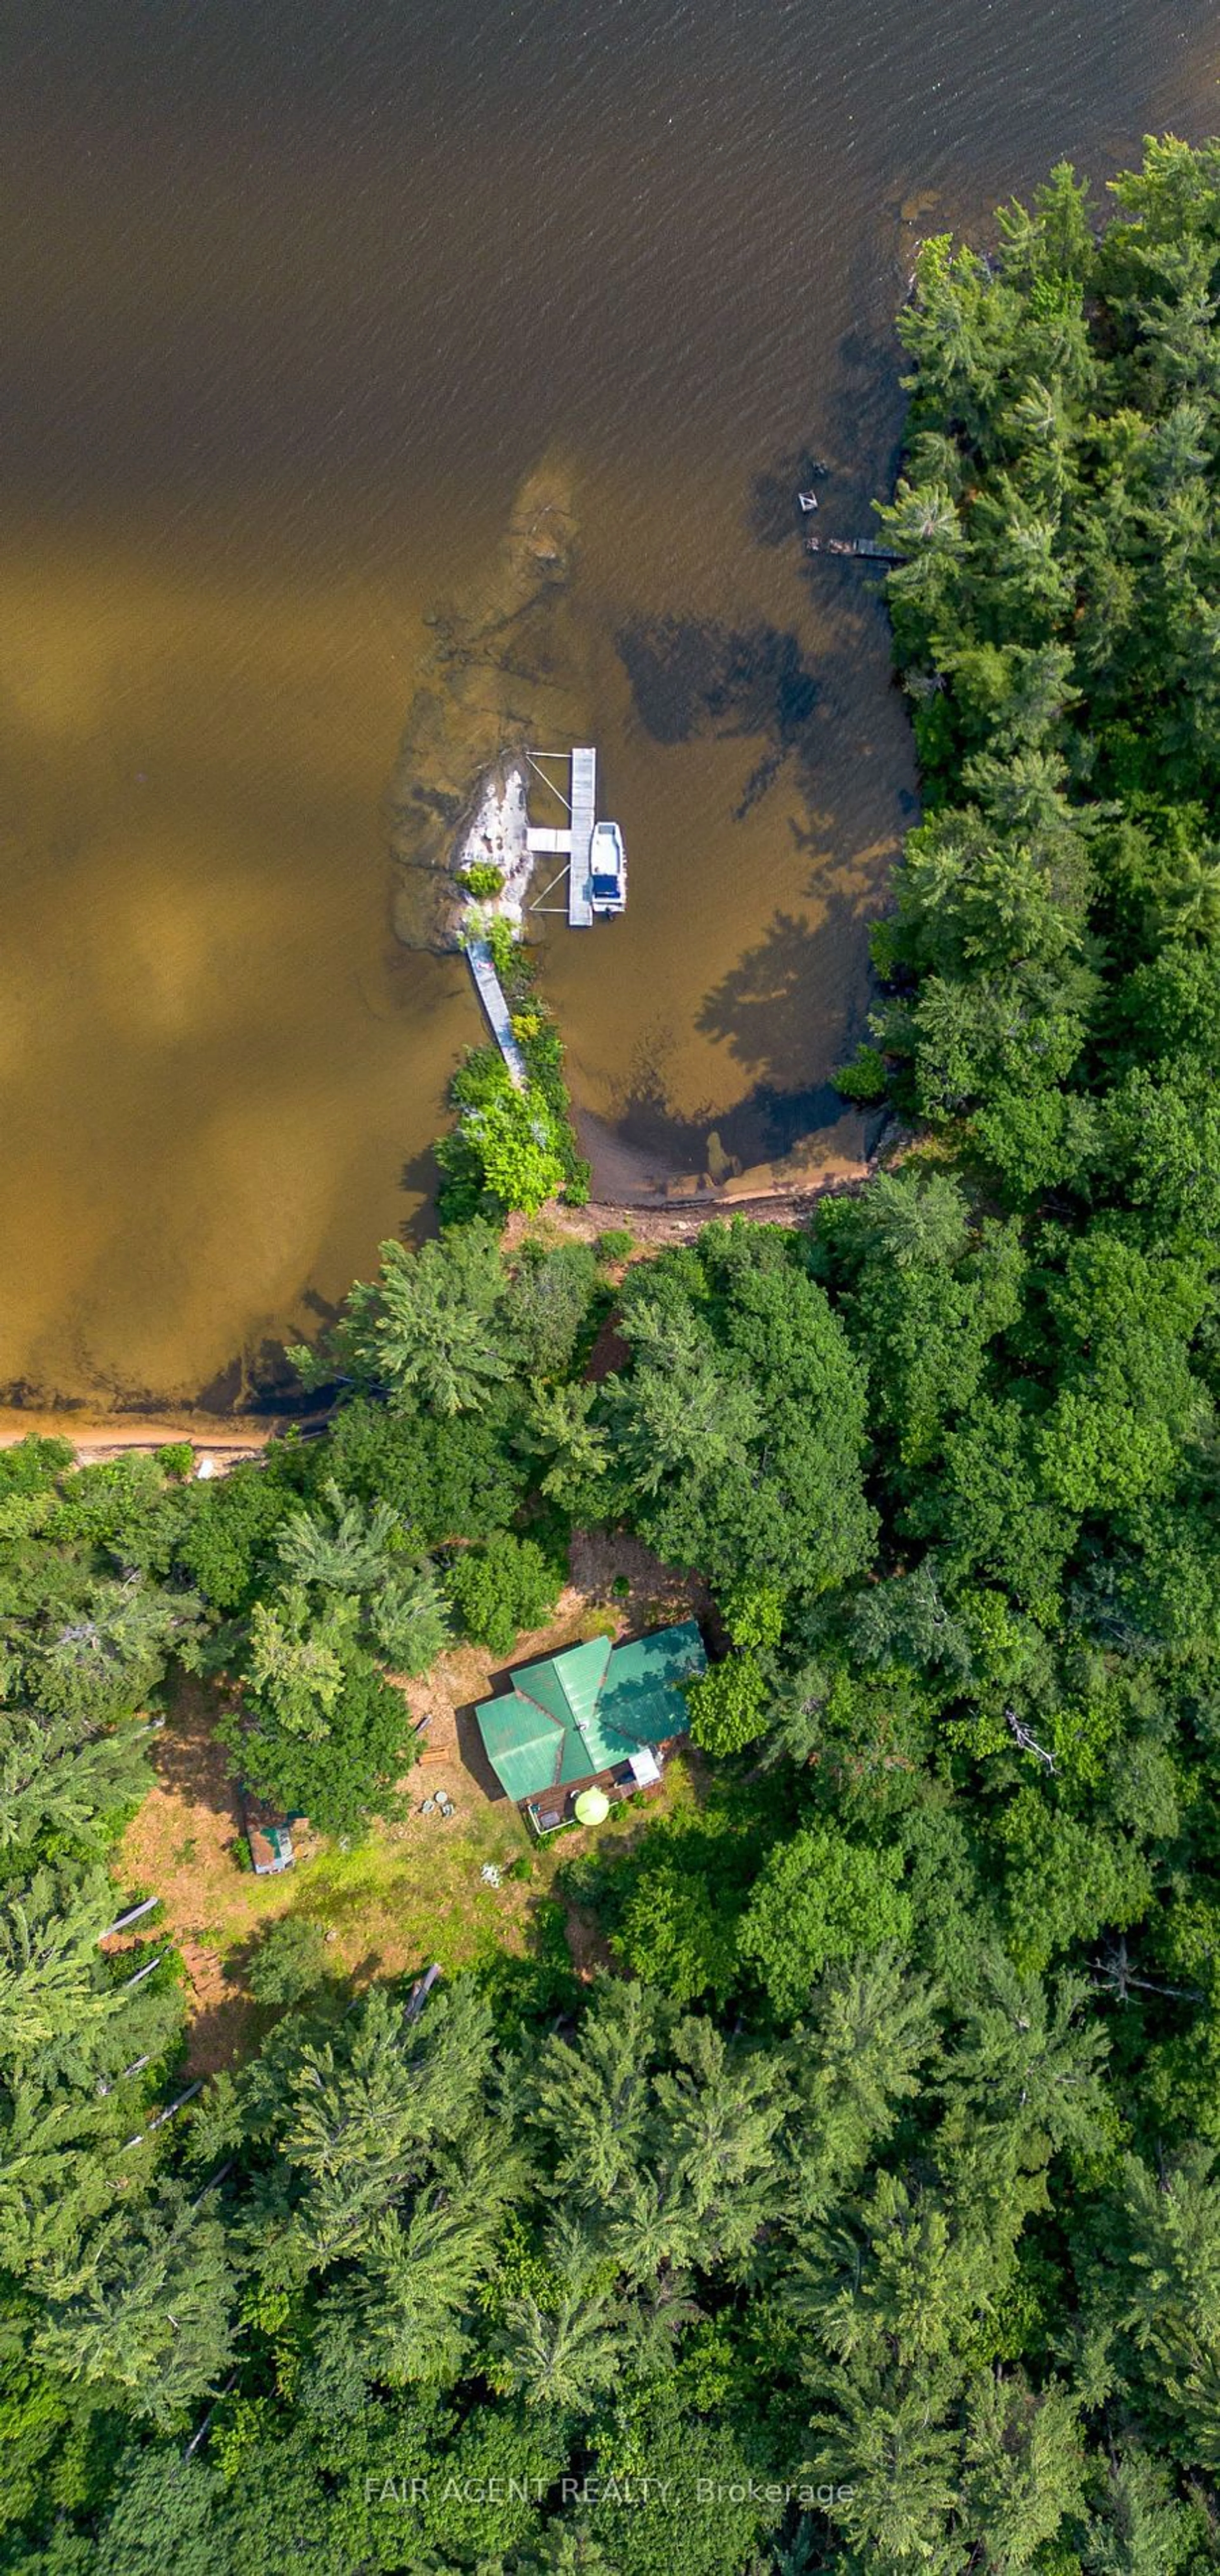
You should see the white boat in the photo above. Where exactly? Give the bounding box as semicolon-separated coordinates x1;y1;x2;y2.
588;818;627;916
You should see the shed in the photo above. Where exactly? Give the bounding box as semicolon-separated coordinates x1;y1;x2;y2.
241;1790;302;1876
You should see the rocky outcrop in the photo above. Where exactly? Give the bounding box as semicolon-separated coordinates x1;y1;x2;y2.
386;457;585;951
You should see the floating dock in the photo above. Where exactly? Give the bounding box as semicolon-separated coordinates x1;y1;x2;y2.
566;746;596;926
525;746;598;926
466;940;527;1088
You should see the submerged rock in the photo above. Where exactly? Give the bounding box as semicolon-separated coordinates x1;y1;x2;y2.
387;457;586;951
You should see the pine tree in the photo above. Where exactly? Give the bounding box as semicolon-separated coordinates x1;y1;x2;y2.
274;1477;402;1596
530;1981;662;2211
35;2180;237;2429
0;1865;130;2070
279;1982;499;2266
788;1947;941;2212
946;1955;1111;2169
958;2371;1087;2568
0;1712;153;1858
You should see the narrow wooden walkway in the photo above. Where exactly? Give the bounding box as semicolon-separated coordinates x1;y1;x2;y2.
806;535;905;562
567;746;596;928
466;941;527;1088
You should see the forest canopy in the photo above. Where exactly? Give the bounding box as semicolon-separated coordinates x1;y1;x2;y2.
4;137;1220;2575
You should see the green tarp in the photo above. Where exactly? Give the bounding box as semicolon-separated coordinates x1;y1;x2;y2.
474;1619;705;1804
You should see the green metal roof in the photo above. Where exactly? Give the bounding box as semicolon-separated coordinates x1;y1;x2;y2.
474;1619;705;1804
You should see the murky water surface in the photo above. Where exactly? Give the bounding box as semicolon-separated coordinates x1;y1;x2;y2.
2;0;1217;1401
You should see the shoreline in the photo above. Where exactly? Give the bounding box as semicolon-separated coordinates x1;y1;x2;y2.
2;1125;902;1452
0;1408;279;1465
507;1114;902;1249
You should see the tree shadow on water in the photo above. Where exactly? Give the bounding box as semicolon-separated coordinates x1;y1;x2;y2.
398;1144;443;1245
604;1003;846;1181
696;889;870;1097
616;615;818;756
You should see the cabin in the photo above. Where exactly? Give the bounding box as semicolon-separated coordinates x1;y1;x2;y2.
474;1620;706;1835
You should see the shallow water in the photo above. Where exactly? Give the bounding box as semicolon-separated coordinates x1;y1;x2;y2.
1;0;1217;1403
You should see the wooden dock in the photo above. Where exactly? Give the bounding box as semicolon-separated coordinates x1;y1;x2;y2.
466;941;527;1088
567;746;596;928
806;535;905;563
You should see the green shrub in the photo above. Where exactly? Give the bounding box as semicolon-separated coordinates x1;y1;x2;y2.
457;861;505;898
446;1532;563;1658
833;1042;889;1103
155;1442;196;1480
485;914;519;986
596;1227;635;1263
246;1914;329;2004
0;1434;73;1498
461;1086;566;1217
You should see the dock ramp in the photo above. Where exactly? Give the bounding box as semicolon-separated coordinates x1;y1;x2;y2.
466;942;527;1089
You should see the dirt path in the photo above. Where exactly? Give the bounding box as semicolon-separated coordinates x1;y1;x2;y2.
580;1178;859;1245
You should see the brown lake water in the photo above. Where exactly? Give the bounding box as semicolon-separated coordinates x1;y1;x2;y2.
2;0;1218;1406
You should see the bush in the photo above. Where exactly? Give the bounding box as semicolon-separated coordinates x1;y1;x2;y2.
450;1046;513;1112
446;1533;563;1657
0;1434;73;1498
470;1089;567;1217
596;1228;635;1264
246;1914;329;2005
833;1042;889;1104
154;1442;196;1480
47;1452;181;1573
485;914;519;986
457;862;505;899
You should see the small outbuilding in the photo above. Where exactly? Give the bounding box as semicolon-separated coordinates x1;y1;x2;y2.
241;1790;301;1876
474;1620;705;1836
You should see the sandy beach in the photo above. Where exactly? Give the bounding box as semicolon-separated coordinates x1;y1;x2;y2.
0;1407;278;1467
